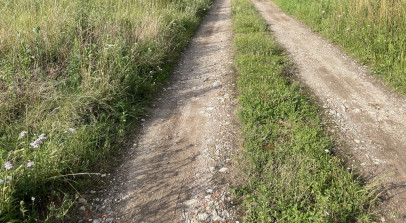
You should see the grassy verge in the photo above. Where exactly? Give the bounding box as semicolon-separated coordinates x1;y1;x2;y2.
231;0;377;221
270;0;406;95
0;0;212;221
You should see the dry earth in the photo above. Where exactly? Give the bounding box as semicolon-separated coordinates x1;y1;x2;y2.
251;0;406;221
76;0;240;222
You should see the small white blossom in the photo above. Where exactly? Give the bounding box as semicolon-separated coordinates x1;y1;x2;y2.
0;179;4;184
4;161;12;170
324;149;330;153
30;134;47;148
6;176;11;181
68;128;76;133
322;10;325;14
19;131;28;139
31;197;35;201
27;161;34;168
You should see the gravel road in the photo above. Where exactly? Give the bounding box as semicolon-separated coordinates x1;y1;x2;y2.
75;0;406;221
76;0;240;222
251;0;406;220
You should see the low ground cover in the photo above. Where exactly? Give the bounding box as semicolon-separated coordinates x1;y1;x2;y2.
231;0;377;221
0;0;212;221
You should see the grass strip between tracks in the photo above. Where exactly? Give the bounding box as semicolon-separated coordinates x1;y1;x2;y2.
231;0;378;221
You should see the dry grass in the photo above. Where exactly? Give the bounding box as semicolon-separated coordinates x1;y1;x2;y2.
0;0;212;221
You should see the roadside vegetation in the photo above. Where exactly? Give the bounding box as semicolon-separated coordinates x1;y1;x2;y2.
0;0;212;221
271;0;406;95
231;0;377;221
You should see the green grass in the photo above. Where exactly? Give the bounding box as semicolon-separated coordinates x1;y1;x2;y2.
0;0;212;221
231;0;377;221
270;0;406;95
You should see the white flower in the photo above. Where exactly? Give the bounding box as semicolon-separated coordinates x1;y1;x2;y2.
6;176;11;181
19;131;28;139
30;141;39;148
68;128;76;133
27;161;34;168
324;149;330;153
38;134;46;140
4;161;12;170
31;197;35;201
0;179;4;184
322;10;325;14
30;134;46;148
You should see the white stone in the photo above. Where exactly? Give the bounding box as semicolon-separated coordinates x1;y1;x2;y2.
197;213;208;221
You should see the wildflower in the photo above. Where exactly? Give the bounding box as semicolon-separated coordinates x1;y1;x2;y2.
68;128;76;133
38;133;47;140
324;149;330;153
6;176;11;181
27;161;34;168
30;133;47;148
30;141;39;148
322;10;325;14
31;197;35;201
4;161;12;170
19;131;28;139
0;179;3;184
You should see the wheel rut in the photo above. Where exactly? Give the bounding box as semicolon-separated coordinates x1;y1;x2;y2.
251;0;406;220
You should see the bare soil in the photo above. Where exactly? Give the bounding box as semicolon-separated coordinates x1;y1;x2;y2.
251;0;406;221
76;0;241;222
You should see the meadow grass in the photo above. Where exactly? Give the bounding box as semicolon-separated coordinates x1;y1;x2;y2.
0;0;212;221
231;0;378;221
270;0;406;95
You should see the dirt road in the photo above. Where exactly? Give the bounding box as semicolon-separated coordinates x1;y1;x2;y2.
251;0;406;220
83;0;239;222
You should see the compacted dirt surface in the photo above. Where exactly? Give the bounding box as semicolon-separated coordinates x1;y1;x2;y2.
251;0;406;220
76;0;240;222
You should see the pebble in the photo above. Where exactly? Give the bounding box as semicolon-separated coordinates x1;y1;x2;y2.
79;206;86;211
197;213;208;221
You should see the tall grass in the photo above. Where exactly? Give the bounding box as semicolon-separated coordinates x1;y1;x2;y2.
232;0;378;221
271;0;406;94
0;0;212;221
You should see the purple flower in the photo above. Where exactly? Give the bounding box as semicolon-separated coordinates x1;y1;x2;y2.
27;161;34;168
4;161;12;170
19;131;28;139
30;141;39;148
30;134;46;148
